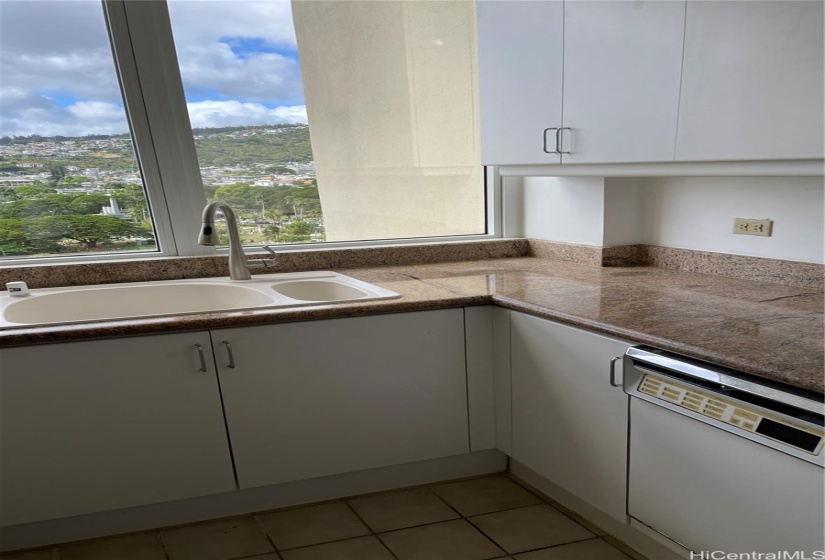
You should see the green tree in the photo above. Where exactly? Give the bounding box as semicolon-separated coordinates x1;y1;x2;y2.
110;184;149;220
0;217;63;255
264;165;295;175
46;163;66;181
263;224;281;241
278;220;317;243
47;215;147;249
69;194;110;215
13;185;56;198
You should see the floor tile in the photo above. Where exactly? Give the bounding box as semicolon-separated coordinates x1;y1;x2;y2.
379;518;504;560
161;517;274;560
515;538;633;559
256;501;369;550
432;476;542;516
470;504;595;554
0;550;57;560
348;487;459;532
60;532;166;560
507;476;607;537
235;555;281;560
281;536;394;560
601;536;650;560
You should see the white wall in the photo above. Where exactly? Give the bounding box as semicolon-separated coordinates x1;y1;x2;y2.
508;176;606;245
508;174;825;263
640;177;825;264
293;1;485;241
603;178;646;246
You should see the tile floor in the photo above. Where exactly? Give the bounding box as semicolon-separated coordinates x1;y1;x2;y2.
0;475;645;560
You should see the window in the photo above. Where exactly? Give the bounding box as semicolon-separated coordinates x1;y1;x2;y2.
0;0;490;264
0;0;158;258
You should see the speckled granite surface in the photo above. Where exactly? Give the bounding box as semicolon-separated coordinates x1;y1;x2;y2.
0;240;529;290
528;239;824;289
1;256;822;393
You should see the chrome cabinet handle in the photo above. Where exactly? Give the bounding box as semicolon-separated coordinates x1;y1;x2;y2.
222;341;236;369
195;344;207;372
609;356;622;387
543;128;560;154
557;127;572;155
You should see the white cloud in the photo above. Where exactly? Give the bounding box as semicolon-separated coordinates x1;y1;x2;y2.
167;1;297;49
186;100;307;129
175;42;304;103
67;101;126;122
0;90;129;137
0;0;308;137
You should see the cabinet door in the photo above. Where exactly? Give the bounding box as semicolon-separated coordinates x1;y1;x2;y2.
0;333;236;526
511;312;630;522
213;310;469;489
477;0;564;165
561;1;685;164
675;1;824;161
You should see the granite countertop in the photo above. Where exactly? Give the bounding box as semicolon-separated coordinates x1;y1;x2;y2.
1;256;822;393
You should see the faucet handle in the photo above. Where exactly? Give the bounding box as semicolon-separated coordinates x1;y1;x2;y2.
246;245;278;271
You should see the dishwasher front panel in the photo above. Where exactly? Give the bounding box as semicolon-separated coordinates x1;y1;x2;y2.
628;397;825;555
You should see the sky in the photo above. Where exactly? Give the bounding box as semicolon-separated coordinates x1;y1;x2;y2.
0;0;308;138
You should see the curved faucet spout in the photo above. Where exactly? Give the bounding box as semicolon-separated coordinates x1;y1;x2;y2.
199;201;251;280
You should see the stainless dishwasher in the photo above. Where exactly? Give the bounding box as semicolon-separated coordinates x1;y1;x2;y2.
623;346;825;556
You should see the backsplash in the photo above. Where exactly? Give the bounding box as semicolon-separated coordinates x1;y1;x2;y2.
1;238;821;291
528;239;824;289
0;240;529;290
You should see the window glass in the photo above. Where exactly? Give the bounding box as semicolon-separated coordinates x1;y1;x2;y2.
167;0;484;246
0;0;158;259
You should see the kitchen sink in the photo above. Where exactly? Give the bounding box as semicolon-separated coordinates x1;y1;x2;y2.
270;279;371;302
0;272;400;328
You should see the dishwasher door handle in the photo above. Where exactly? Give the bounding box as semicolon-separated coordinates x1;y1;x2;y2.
609;356;623;387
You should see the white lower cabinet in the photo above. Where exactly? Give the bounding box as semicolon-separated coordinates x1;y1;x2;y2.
0;332;236;527
212;309;470;489
510;311;631;522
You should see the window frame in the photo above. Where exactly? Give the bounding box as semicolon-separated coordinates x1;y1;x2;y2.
0;0;500;268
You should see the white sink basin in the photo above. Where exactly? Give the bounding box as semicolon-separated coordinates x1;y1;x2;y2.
0;272;400;328
270;280;370;302
2;284;273;326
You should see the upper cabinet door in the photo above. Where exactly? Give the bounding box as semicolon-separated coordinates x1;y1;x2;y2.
676;1;824;161
561;1;685;164
477;0;564;165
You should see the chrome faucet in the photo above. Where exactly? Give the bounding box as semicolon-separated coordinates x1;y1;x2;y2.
198;202;251;280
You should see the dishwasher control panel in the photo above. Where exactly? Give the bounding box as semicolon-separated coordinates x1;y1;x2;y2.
638;374;824;456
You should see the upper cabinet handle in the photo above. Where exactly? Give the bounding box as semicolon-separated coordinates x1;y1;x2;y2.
195;344;207;373
609;356;622;387
543;128;560;154
222;341;236;369
557;127;572;155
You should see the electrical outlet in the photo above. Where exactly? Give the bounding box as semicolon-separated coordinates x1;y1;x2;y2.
733;218;773;237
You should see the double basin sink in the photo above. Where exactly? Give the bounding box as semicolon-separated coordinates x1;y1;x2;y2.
0;272;400;329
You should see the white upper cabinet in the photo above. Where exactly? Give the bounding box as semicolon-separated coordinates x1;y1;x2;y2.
675;1;824;161
477;0;684;166
561;1;685;164
477;0;564;165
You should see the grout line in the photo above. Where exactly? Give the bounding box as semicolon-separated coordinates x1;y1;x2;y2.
509;536;601;557
250;514;284;560
341;500;401;560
